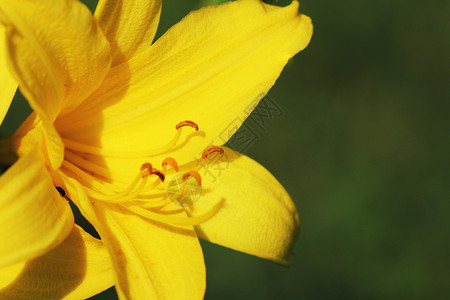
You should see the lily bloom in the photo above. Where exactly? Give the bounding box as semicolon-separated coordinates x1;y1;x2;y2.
0;0;312;299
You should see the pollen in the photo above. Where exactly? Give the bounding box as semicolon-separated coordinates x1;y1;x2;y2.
175;120;199;131
202;145;224;159
182;170;202;186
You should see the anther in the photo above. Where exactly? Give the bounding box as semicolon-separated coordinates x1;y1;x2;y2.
151;168;165;182
162;157;179;172
175;120;199;131
140;163;152;177
202;145;224;159
182;171;202;186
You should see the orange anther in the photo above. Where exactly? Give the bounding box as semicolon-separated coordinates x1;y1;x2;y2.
162;157;179;172
175;120;199;131
151;168;165;182
202;145;224;159
140;163;152;177
182;171;202;186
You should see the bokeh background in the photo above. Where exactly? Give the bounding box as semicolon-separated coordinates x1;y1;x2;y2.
1;0;448;299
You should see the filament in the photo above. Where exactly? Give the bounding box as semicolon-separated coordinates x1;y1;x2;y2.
62;129;183;158
123;199;225;226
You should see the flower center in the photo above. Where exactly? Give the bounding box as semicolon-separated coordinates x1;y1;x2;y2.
59;120;225;227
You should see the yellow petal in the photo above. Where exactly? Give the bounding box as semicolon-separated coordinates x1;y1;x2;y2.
69;180;206;299
0;225;115;300
56;0;312;166
95;0;162;66
0;148;74;268
189;147;299;266
11;112;65;171
0;0;111;120
0;24;17;125
0;0;110;168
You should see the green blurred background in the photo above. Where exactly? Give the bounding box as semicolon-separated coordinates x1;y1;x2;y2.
1;0;448;299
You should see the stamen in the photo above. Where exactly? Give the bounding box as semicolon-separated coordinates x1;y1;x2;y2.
141;179;165;193
134;192;166;199
61;121;222;220
150;167;165;182
63;120;198;158
182;170;202;186
175;120;199;131
82;163;152;203
140;163;152;177
202;145;224;159
162;157;179;172
123;199;225;226
61;160;115;193
62;129;181;158
65;150;111;178
134;196;172;208
62;161;156;204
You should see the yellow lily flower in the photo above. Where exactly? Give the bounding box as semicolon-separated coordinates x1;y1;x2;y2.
0;0;312;298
